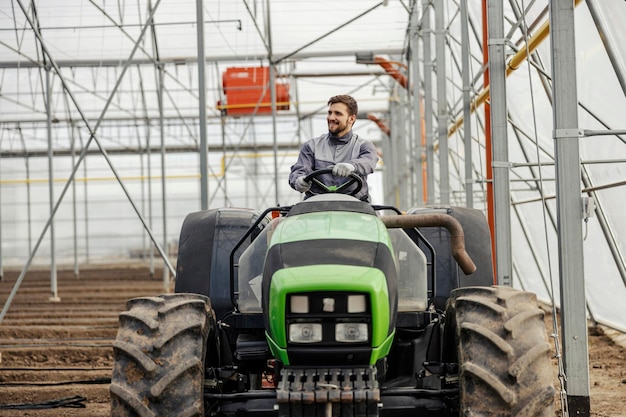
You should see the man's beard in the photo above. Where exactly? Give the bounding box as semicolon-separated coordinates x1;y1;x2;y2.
328;120;348;135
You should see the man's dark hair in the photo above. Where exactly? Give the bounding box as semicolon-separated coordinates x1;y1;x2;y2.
328;95;358;116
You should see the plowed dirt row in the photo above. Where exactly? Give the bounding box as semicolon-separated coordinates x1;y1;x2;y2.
0;265;624;417
0;265;167;417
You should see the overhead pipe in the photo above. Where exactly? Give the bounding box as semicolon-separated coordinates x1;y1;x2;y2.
356;53;408;89
367;113;391;136
371;56;409;89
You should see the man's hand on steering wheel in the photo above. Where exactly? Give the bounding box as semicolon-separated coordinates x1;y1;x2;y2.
332;162;356;177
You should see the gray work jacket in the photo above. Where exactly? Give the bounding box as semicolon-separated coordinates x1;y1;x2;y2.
288;131;378;201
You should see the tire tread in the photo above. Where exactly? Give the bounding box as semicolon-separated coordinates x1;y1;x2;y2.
110;293;212;417
450;286;556;417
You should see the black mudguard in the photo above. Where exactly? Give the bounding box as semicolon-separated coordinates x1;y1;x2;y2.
407;206;494;310
175;207;262;320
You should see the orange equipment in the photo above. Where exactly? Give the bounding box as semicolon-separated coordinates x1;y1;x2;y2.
218;67;289;116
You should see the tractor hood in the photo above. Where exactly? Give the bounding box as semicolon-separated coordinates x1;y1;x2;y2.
261;197;399;366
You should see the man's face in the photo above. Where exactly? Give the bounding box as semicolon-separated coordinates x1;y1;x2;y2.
327;102;356;136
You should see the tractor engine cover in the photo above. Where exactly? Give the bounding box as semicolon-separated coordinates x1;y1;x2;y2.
261;195;398;367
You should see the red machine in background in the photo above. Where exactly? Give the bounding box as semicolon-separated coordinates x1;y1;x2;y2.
218;66;290;116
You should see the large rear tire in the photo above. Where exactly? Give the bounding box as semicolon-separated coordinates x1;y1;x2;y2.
446;286;556;417
110;293;213;417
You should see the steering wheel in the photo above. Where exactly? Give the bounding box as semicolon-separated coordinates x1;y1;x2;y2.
303;168;363;197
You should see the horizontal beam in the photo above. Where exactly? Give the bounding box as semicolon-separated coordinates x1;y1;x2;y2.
0;48;405;69
0;143;303;159
0;108;389;125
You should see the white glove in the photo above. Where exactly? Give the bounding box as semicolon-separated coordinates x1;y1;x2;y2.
294;176;311;193
332;162;356;177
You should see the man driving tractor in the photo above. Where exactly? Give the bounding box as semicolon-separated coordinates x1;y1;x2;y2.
288;94;379;202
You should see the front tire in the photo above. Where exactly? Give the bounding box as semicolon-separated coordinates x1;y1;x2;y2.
446;286;556;417
110;293;213;417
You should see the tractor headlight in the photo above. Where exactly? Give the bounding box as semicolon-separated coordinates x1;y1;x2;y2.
335;323;368;343
289;323;322;343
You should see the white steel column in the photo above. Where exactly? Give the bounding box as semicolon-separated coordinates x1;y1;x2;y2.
397;93;409;209
70;123;79;278
158;65;169;290
411;5;424;206
486;0;512;286
46;68;60;302
435;0;449;204
460;0;473;208
550;0;591;414
196;0;209;210
267;0;280;205
422;3;435;204
587;0;626;98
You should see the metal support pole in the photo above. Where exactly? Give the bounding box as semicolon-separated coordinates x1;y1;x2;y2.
398;95;412;209
390;103;400;207
250;119;258;208
16;127;33;257
46;67;60;302
397;94;408;209
422;3;435;204
158;65;169;290
435;0;449;204
138;125;146;266
27;156;32;255
139;130;151;274
586;0;626;98
70;123;79;278
460;0;473;208
147;113;155;276
410;5;423;206
196;0;209;210
550;0;591;414
486;0;512;286
381;122;393;204
267;0;280;205
270;64;280;206
406;47;416;205
220;115;228;206
83;141;90;263
293;63;304;146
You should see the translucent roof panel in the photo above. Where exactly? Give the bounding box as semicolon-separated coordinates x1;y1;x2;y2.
0;1;408;63
0;0;409;155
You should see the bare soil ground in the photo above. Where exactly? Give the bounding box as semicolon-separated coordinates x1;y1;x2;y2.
0;264;624;417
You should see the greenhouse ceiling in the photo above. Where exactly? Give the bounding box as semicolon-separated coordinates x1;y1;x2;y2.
0;0;412;157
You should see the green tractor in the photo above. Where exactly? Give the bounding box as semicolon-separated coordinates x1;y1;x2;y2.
110;170;556;417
